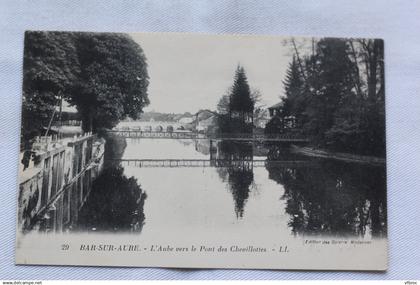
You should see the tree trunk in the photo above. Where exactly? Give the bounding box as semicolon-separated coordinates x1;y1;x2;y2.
291;38;307;82
367;40;378;103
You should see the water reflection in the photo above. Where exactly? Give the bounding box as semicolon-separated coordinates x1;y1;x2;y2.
84;136;386;238
77;165;147;233
216;141;254;218
265;144;387;237
265;142;307;161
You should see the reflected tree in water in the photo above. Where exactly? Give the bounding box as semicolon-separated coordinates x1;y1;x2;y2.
216;141;254;218
78;165;147;233
266;142;306;161
265;149;386;237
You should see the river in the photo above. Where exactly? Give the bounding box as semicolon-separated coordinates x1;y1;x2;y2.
78;135;387;241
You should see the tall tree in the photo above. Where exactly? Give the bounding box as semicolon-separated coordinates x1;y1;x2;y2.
325;39;385;155
281;56;305;118
304;38;356;146
229;65;254;122
69;32;149;132
21;31;150;143
265;56;305;135
268;37;385;156
21;31;79;142
216;65;255;134
358;39;385;156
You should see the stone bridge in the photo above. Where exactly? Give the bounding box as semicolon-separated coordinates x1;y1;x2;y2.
111;159;314;168
107;130;309;143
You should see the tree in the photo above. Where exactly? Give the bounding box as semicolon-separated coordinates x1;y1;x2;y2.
229;65;254;122
264;116;284;134
216;91;231;115
69;32;149;132
304;38;357;146
21;31;150;143
271;37;385;157
216;65;255;134
21;31;79;143
265;56;305;135
282;56;305;117
250;88;266;128
357;39;385;156
325;39;385;155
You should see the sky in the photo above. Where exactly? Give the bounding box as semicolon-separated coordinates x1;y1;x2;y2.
130;33;298;114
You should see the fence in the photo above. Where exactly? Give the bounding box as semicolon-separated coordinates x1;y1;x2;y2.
17;133;105;233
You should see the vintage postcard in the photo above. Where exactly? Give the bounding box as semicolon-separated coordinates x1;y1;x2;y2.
16;31;387;270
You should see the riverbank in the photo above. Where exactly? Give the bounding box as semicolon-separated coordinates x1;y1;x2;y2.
102;131;127;167
291;145;386;165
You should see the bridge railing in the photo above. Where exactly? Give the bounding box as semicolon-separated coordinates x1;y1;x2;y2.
213;133;308;141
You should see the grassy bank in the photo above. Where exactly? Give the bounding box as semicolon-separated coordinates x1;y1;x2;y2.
291;145;386;165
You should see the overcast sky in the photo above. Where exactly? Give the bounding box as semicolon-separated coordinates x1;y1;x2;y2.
130;33;296;114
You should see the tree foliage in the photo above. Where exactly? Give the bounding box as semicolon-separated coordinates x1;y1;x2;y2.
267;37;385;156
216;65;255;134
22;31;79;142
21;31;149;142
281;56;305;118
70;33;149;131
229;66;254;114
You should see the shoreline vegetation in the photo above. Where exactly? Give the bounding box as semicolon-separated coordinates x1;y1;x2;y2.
291;145;386;165
21;31;149;146
102;130;127;167
21;32;386;163
265;38;385;159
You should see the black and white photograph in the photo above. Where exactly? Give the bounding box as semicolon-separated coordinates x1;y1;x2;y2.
16;31;387;270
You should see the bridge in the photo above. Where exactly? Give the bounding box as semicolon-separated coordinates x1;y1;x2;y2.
110;159;313;168
108;130;309;143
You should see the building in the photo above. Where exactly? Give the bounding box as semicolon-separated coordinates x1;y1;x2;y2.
254;108;271;129
50;100;83;138
266;102;297;130
178;116;194;124
196;115;216;133
268;102;283;118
